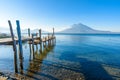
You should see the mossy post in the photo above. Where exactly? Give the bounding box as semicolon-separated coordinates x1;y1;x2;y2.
8;20;18;73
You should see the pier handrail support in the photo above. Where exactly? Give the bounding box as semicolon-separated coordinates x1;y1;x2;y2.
8;20;18;73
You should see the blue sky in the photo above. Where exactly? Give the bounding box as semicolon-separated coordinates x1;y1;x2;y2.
0;0;120;32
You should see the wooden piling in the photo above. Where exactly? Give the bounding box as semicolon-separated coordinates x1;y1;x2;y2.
28;28;32;60
16;20;23;58
8;20;18;73
40;42;42;53
16;20;23;70
39;29;41;43
39;29;42;53
28;28;30;37
36;44;38;50
32;34;35;59
53;28;55;45
53;28;54;36
29;44;32;61
48;34;49;45
43;36;45;47
45;37;47;46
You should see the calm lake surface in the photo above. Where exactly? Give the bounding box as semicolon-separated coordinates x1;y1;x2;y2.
0;34;120;80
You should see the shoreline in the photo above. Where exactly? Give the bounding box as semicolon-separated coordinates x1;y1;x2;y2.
0;71;33;80
0;71;13;80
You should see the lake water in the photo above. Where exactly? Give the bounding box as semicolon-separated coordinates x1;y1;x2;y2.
0;34;120;80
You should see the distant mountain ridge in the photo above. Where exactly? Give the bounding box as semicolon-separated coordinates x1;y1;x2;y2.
59;23;111;34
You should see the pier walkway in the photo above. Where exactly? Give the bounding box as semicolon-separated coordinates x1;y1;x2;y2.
0;35;56;45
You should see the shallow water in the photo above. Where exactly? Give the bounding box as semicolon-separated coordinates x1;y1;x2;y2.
0;34;120;80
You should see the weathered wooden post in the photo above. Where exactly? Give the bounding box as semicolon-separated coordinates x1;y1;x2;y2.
32;34;35;59
39;29;42;53
49;36;51;46
43;36;45;47
49;34;51;46
28;28;32;61
48;34;50;45
36;44;38;51
53;28;55;44
16;20;23;70
39;29;41;43
35;33;38;50
40;42;42;53
29;44;32;61
8;20;18;73
53;28;56;44
28;28;30;37
45;37;47;46
53;28;54;36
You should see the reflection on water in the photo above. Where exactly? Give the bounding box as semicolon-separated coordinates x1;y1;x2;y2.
25;44;56;79
12;42;57;80
0;34;120;80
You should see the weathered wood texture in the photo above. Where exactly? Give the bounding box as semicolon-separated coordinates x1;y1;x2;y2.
8;20;18;73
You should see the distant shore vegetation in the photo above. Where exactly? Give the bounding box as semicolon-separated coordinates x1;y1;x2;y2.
0;33;11;38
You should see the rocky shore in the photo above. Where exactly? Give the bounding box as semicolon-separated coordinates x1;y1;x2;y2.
0;71;34;80
0;72;17;80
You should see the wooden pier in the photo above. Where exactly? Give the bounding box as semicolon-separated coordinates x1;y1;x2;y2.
0;20;56;73
0;26;55;45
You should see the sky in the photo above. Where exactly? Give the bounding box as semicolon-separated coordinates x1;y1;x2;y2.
0;0;120;32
